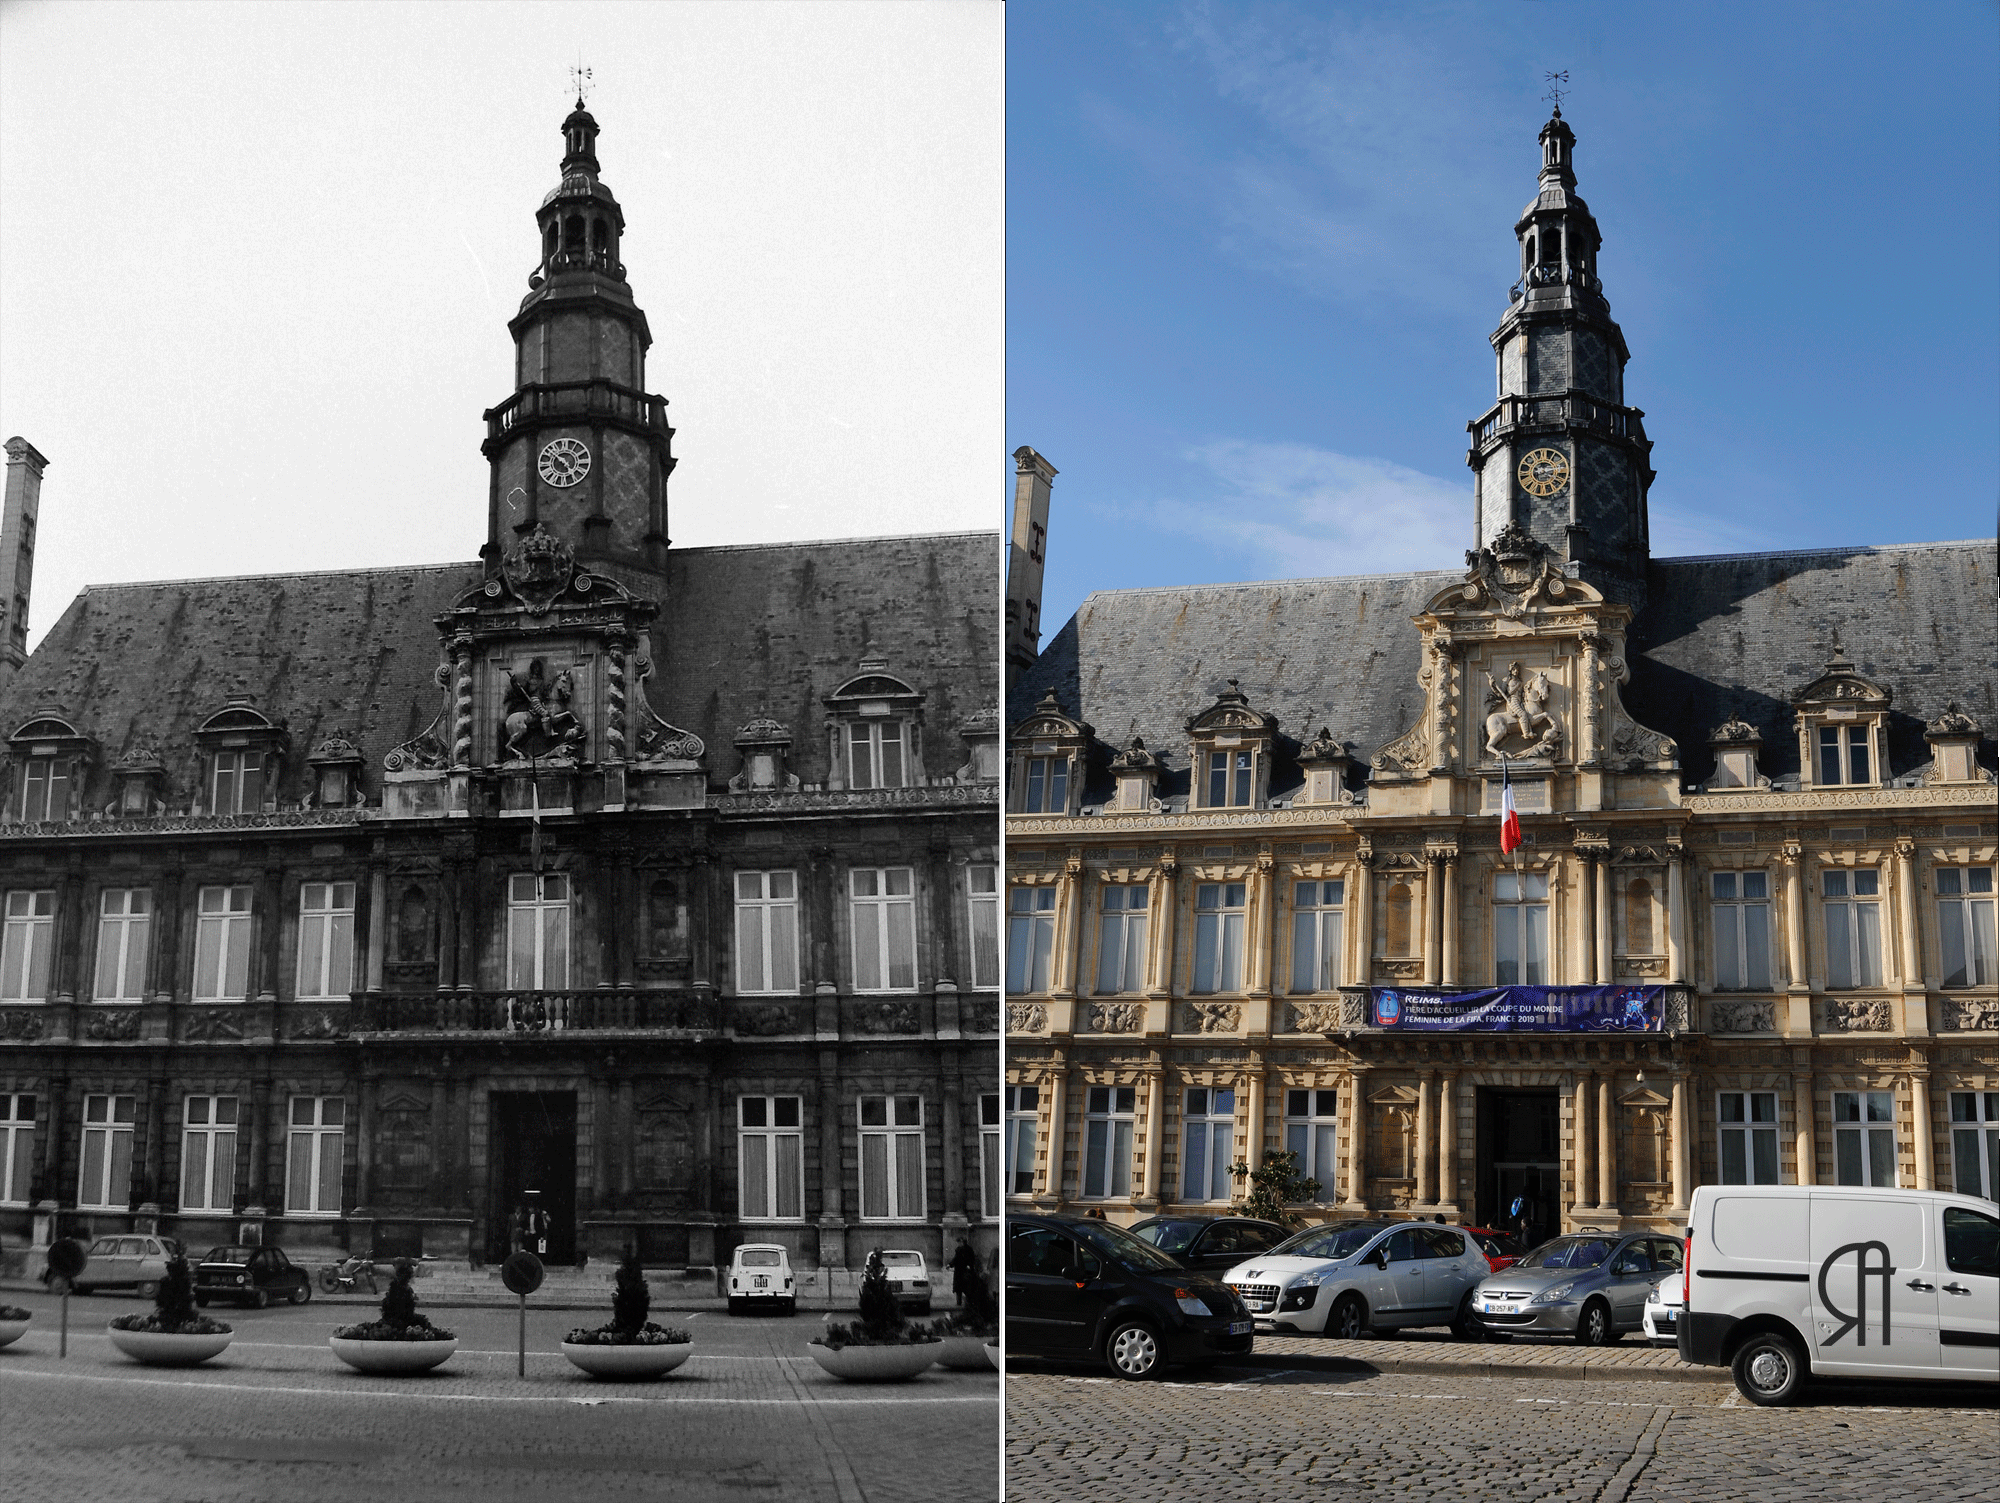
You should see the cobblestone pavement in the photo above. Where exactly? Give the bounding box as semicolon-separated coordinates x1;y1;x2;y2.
0;1290;998;1502
1006;1345;1998;1502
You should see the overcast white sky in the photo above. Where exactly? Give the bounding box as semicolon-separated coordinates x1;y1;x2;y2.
0;0;1003;648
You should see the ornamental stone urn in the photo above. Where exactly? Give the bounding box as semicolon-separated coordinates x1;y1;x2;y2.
805;1340;938;1382
560;1339;695;1380
328;1334;457;1374
0;1310;32;1349
106;1326;234;1366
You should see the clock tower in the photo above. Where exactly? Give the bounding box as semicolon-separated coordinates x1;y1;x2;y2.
481;99;675;582
1465;108;1655;608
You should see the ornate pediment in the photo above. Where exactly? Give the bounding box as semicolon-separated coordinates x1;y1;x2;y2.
1447;521;1592;620
1366;1082;1421;1106
1010;690;1091;745
1709;717;1761;744
1792;642;1890;708
1185;679;1277;737
1926;702;1979;738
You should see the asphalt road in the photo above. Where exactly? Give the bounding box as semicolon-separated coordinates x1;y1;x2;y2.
1005;1352;2000;1503
0;1286;998;1503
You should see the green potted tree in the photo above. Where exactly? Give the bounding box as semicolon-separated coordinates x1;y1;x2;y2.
106;1253;233;1365
561;1251;693;1380
932;1250;998;1370
329;1257;458;1373
806;1248;940;1381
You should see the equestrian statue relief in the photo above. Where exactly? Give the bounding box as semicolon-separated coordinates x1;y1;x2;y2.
1484;660;1563;760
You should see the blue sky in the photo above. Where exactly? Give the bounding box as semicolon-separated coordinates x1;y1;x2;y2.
1006;1;2000;638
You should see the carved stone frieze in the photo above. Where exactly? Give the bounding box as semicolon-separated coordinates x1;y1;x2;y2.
733;1001;800;1037
965;999;1000;1034
288;1010;347;1041
1185;1002;1242;1034
1378;959;1423;981
1709;999;1775;1034
1821;998;1893;1033
84;1010;142;1042
0;1010;46;1040
1289;1001;1343;1034
1085;1002;1143;1034
1937;997;1998;1034
183;1008;245;1042
1007;1002;1049;1034
854;1000;921;1035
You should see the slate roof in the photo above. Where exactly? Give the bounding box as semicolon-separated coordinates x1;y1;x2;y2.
0;530;996;805
1010;540;1996;802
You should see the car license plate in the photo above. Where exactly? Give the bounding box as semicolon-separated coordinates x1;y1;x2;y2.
1244;1300;1272;1312
1226;1321;1252;1335
1483;1302;1517;1315
754;1276;768;1288
1656;1313;1676;1328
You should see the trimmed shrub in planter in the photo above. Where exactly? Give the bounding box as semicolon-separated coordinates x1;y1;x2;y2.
806;1249;939;1382
933;1253;998;1371
330;1258;457;1374
107;1255;233;1366
562;1252;694;1380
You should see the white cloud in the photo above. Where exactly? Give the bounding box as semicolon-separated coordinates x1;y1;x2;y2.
1136;439;1468;577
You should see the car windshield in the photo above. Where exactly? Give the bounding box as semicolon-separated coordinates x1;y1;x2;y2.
1072;1220;1187;1273
1519;1237;1614;1270
203;1247;253;1264
1269;1225;1380;1262
1130;1222;1201;1255
880;1253;922;1267
739;1250;783;1268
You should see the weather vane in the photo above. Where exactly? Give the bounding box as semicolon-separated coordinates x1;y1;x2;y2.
1544;70;1569;116
570;61;593;108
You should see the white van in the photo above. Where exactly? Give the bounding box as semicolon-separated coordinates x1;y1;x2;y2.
1681;1184;1998;1404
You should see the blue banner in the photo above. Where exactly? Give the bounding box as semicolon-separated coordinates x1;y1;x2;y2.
1369;985;1664;1032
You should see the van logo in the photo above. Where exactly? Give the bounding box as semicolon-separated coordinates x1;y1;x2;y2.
1817;1240;1895;1348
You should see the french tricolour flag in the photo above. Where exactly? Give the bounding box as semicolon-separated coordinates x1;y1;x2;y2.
1499;760;1522;855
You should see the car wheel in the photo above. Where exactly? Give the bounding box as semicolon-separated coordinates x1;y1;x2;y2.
253;1288;271;1310
135;1280;160;1300
1103;1319;1165;1380
1450;1290;1483;1342
1732;1330;1808;1406
783;1299;797;1317
1328;1293;1368;1341
318;1268;339;1293
1573;1299;1611;1346
727;1296;744;1316
290;1282;311;1304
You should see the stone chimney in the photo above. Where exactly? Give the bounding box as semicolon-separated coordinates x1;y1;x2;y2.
0;438;47;688
1005;446;1056;694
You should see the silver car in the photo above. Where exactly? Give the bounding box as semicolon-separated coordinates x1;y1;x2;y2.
1641;1270;1684;1345
1471;1232;1685;1345
1222;1220;1491;1340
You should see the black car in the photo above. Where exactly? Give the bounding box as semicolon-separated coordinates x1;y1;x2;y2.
1006;1213;1254;1380
1126;1215;1288;1274
193;1244;313;1308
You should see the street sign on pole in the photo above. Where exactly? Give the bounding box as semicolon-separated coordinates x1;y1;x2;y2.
501;1250;545;1377
46;1238;85;1358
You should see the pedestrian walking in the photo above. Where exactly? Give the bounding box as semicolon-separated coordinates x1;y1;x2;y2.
949;1238;978;1308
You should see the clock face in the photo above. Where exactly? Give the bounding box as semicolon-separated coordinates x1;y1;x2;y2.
538;437;591;488
1517;447;1570;498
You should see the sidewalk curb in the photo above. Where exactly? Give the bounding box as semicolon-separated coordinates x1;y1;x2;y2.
1357;1356;1729;1386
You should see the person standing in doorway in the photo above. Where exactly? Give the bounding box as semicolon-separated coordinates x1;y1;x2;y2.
949;1238;978;1308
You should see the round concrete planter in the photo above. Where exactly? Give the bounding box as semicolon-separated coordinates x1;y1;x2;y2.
329;1335;457;1374
0;1314;32;1349
985;1340;1000;1370
106;1326;233;1366
805;1340;938;1382
560;1340;695;1380
935;1334;996;1371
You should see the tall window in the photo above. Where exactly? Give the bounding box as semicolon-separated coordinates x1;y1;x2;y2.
1822;870;1883;988
181;1095;239;1213
1205;749;1253;808
78;1093;136;1211
0;889;54;1003
1191;882;1246;995
1023;756;1067;814
847;722;907;790
1938;867;1996;988
850;868;917;992
858;1094;925;1220
1004;1085;1039;1196
1283;1088;1339;1202
211;749;264;814
1950;1092;1999;1201
1718;1091;1780;1184
1712;871;1772;991
967;866;999;988
285;1096;344;1216
506;873;569;989
1095;885;1149;994
1082;1085;1135;1200
193;885;253;1001
979;1092;1001;1219
94;889;151;1002
1624;878;1655;955
1816;725;1871;786
1181;1087;1235;1203
1493;872;1549;985
0;1093;33;1205
1289;880;1345;993
734;871;799;994
19;758;68;822
738;1095;804;1220
1833;1090;1897;1187
1006;886;1055;994
296;882;355;999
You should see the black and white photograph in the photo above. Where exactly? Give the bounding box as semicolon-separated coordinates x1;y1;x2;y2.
0;2;1002;1499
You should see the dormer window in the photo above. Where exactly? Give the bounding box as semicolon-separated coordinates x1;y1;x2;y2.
1024;755;1067;813
824;657;925;794
1185;679;1277;812
1791;643;1889;792
1007;691;1091;817
6;710;94;826
848;722;907;790
20;758;68;823
1206;748;1253;808
212;751;263;815
1816;726;1869;787
193;697;288;816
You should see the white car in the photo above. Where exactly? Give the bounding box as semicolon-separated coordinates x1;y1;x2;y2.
726;1244;797;1315
1642;1270;1683;1345
879;1249;931;1312
1222;1220;1489;1340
